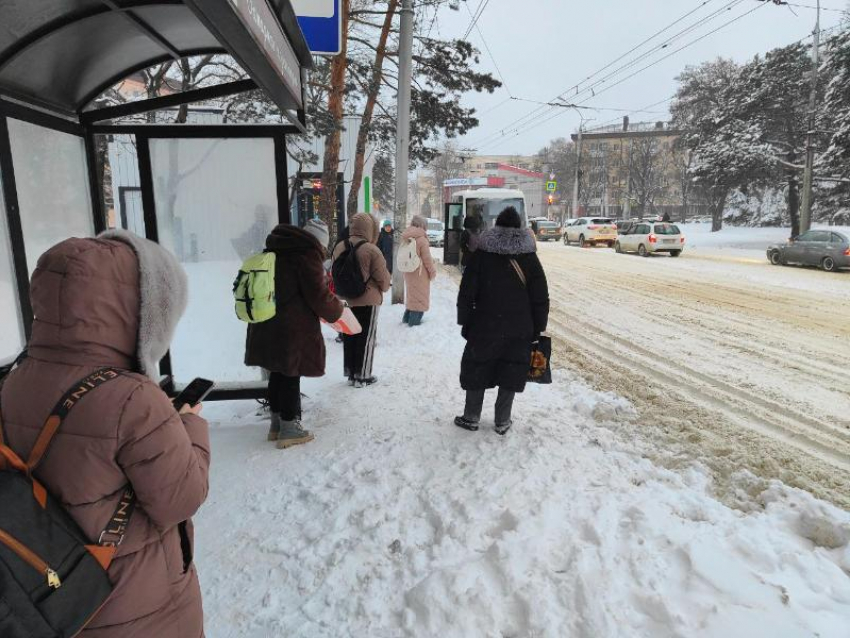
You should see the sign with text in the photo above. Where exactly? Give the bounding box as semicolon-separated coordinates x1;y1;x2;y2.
292;0;342;55
224;0;302;106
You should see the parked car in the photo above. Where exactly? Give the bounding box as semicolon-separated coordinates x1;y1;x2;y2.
767;230;850;272
563;217;617;247
531;220;562;241
615;221;685;257
425;218;445;247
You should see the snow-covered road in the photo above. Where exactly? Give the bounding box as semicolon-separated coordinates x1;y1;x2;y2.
535;240;850;509
196;273;850;638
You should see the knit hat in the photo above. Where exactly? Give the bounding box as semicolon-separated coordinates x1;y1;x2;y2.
304;218;330;249
496;206;522;229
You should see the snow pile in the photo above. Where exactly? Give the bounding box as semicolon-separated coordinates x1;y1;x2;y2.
195;276;850;638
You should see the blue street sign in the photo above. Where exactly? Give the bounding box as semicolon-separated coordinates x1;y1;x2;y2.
292;0;342;56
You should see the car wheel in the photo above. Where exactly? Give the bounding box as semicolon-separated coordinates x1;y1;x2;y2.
608;241;615;248
580;235;588;248
638;244;649;257
563;234;570;246
769;250;783;266
670;250;681;258
822;256;837;272
614;241;622;253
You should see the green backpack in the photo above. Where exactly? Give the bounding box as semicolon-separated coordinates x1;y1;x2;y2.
233;252;277;323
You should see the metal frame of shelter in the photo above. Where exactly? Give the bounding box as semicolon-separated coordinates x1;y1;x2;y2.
0;0;313;401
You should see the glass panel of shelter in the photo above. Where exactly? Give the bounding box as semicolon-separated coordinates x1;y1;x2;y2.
148;137;278;388
7;119;93;276
0;162;24;362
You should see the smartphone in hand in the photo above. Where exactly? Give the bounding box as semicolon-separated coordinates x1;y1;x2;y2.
172;378;215;412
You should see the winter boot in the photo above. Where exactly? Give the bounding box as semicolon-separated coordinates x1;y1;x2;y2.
276;419;315;449
354;376;378;388
267;412;282;441
494;421;513;436
454;416;480;432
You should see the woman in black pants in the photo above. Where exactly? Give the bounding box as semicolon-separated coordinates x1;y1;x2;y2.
245;219;343;448
455;207;550;435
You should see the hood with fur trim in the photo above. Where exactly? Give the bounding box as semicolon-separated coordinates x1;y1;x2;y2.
477;226;537;256
100;230;188;380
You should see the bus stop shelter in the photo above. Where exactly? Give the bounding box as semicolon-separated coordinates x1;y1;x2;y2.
0;0;312;400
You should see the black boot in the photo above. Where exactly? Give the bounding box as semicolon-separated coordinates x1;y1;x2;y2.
454;416;480;432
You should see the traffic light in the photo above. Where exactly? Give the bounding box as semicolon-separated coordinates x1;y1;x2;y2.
547;194;555;205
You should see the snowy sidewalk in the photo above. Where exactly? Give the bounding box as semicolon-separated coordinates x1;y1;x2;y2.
196;276;850;638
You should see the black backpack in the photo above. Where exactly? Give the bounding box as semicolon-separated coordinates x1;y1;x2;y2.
0;363;136;638
332;239;369;299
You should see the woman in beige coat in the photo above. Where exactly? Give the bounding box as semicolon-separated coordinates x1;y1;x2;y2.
401;216;437;327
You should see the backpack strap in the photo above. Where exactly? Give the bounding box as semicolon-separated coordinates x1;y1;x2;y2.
26;368;123;474
509;258;527;288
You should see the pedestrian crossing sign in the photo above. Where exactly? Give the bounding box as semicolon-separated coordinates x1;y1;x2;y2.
546;181;557;192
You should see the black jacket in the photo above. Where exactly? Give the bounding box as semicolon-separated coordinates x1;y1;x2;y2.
376;228;394;273
457;227;549;392
245;225;343;377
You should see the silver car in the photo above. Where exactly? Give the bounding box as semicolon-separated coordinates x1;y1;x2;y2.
767;230;850;272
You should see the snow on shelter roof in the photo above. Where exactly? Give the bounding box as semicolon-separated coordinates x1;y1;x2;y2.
0;0;312;117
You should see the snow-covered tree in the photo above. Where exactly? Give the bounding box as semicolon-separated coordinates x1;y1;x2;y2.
819;27;850;221
672;58;742;231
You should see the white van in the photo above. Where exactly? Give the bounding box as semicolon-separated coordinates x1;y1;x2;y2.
425;218;445;247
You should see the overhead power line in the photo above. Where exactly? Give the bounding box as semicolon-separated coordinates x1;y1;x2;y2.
467;0;747;149
463;0;493;40
463;0;512;95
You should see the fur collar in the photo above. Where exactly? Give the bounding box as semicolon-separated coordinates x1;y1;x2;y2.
100;230;188;381
477;226;537;255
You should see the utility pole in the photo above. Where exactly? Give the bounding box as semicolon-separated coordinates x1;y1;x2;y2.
392;0;414;304
800;0;821;234
572;125;583;219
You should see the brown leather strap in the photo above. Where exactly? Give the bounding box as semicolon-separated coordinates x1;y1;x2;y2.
26;369;122;474
509;259;527;287
0;445;27;473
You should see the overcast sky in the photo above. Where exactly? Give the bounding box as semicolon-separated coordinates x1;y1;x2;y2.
426;0;848;157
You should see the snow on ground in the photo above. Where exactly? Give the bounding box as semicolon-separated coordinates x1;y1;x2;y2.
196;276;850;638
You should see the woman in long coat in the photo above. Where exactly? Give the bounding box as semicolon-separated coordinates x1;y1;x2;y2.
401;215;437;327
455;207;549;435
245;220;344;447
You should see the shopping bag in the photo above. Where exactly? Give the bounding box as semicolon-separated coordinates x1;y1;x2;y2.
322;306;363;335
528;336;552;384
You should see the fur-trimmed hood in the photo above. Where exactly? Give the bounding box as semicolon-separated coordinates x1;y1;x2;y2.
477;226;537;256
100;230;188;380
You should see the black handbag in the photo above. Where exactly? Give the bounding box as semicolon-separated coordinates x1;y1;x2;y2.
528;337;553;385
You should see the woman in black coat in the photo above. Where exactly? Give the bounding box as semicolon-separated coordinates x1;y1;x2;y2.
455;207;549;435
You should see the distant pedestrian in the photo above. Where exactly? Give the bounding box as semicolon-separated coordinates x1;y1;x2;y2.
377;219;394;274
331;213;391;387
662;211;671;223
245;220;344;448
460;214;482;272
455;207;550;435
401;215;437;327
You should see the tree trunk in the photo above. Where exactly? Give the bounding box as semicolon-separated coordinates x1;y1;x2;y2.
711;187;728;232
788;173;801;239
319;0;351;246
346;0;398;219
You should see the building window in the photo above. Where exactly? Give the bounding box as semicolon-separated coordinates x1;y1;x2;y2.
485;162;499;169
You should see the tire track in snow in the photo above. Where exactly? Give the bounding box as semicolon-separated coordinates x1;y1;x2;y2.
534;245;850;507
